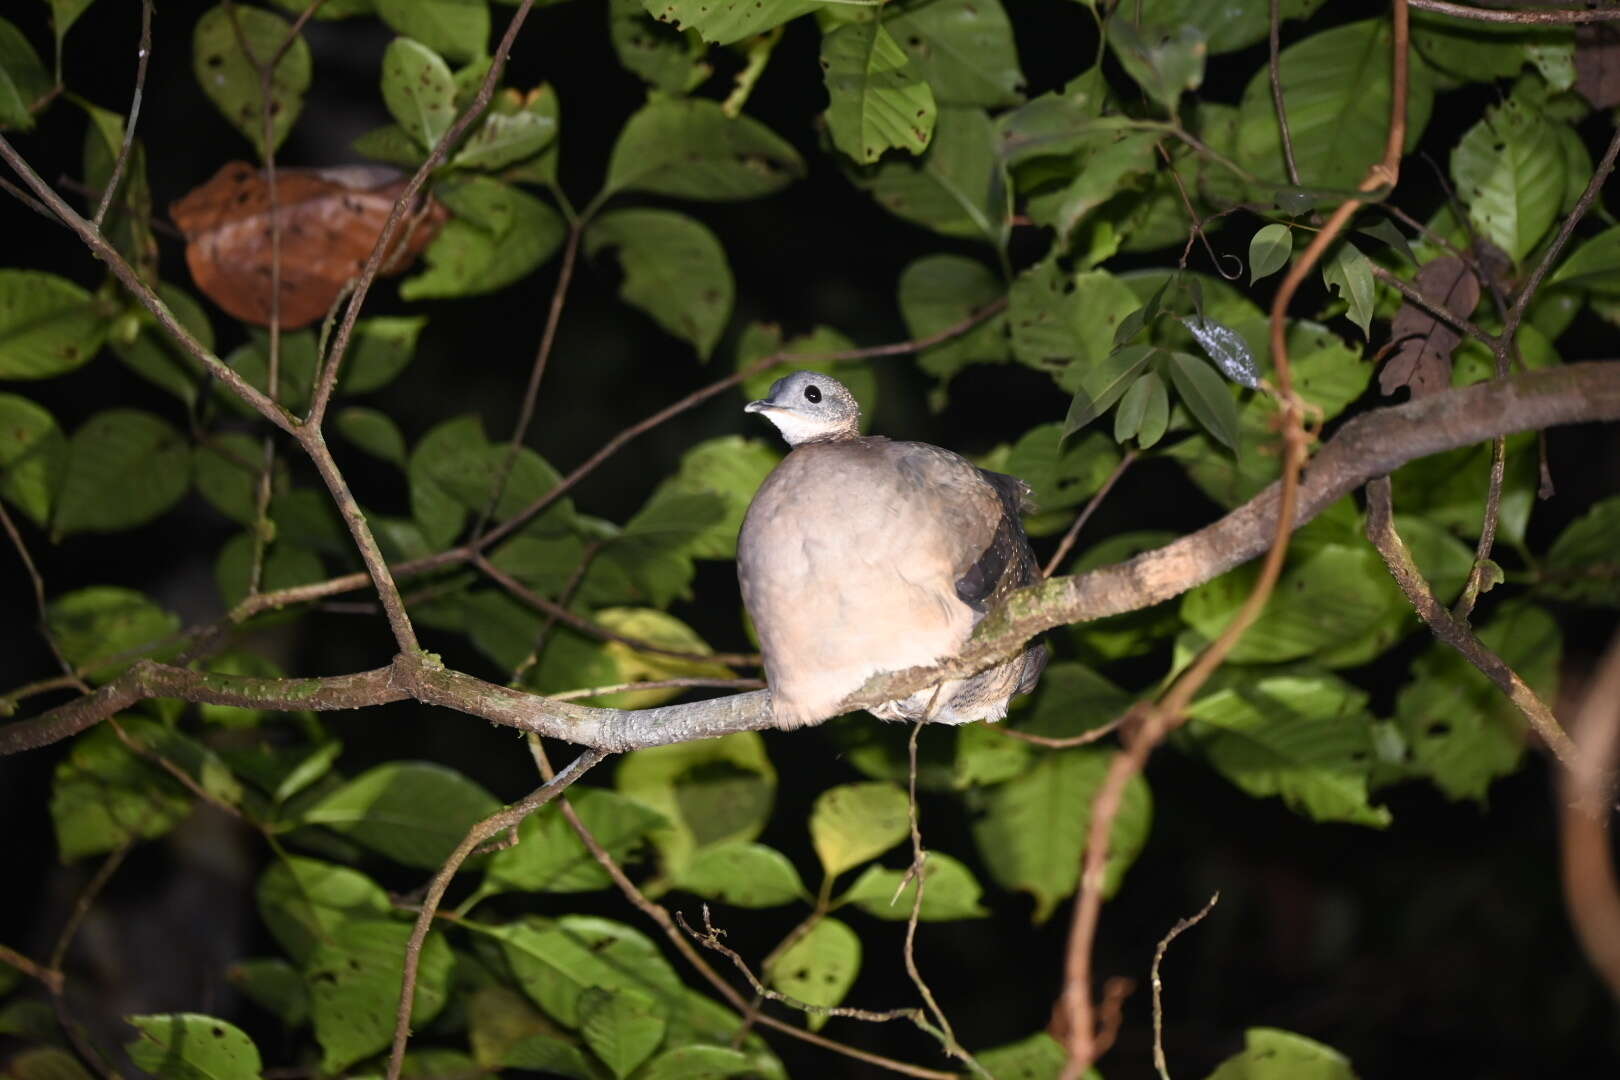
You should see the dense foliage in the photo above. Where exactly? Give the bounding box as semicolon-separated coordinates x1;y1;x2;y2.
1;1;1618;1079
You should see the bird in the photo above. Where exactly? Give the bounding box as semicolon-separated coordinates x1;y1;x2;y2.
736;369;1048;729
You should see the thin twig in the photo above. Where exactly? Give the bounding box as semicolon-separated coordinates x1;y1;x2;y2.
998;718;1123;749
1364;476;1579;770
1268;0;1301;187
0;944;63;995
1044;450;1139;578
386;749;608;1080
49;842;131;973
90;0;151;229
1151;892;1219;1080
547;677;764;701
1370;265;1496;349
0;500;84;689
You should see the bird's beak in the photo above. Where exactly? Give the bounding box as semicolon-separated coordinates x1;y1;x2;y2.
743;399;774;414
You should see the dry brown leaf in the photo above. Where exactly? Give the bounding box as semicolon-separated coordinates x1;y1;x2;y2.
1576;22;1620;110
170;161;447;329
1380;255;1481;399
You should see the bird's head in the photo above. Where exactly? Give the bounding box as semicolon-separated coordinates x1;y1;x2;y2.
744;370;862;446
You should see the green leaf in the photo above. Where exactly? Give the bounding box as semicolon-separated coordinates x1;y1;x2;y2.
1135;369;1170;448
1540;495;1620;605
51;725;191;861
193;432;270;526
1167;350;1240;450
501;1035;602;1079
1035;130;1160;241
0;270;108;379
1551;224;1620;296
1249;223;1293;283
125;1014;262;1080
1186;671;1392;827
1321;240;1375;339
213;330;318;415
493;915;684;1027
615;732;775;875
0;17;52;131
600;494;725;607
46;586;178;679
610;0;709;95
453;86;560;170
643;0;819;46
1237;19;1433;190
228;959;310;1027
972;749;1151;921
1064;344;1156;436
994;67;1109;166
3;1049;96;1080
1412;9;1570;84
466;984;560;1070
336;406;408;466
192;3;311;157
605;97;804;201
580;987;666;1080
0;393;66;526
648;436;779;559
638;1045;759;1080
852;104;998;241
381;37;458;149
1131;0;1326;55
401;177;566;299
353;122;428;167
1113;370;1152;442
585;209;734;359
307;920;453;1073
347;315;426;394
1396;601;1559;801
213;533;327;610
1206;1027;1360;1080
822;21;936;164
674;841;808;907
887;0;1021;108
298;762;500;868
1107;20;1205;112
841;852;988;921
977;1031;1099;1080
376;0;489;63
952;720;1032;788
1002;425;1121;518
1009;257;1140;385
111;285;213;405
53;410;189;537
897;254;1009;381
1451;91;1564;264
810;781;911;879
484;787;666;894
255;856;392;964
766;917;859;1030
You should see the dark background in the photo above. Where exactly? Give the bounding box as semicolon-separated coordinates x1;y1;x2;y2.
3;1;1620;1077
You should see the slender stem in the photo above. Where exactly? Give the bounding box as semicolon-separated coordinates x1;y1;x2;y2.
1268;0;1301;187
91;0;152;229
1151;893;1220;1080
1044;450;1138;578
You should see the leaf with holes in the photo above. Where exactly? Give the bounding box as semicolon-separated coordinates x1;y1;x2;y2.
972;749;1151;922
1321;241;1375;340
822;21;935;164
307;920;453;1073
852;104;999;242
643;0;819;46
887;0;1023;107
0;270;110;380
192;4;311;157
605;97;804;201
1107;20;1205;112
675;841;808;907
766;917;859;1032
126;1014;262;1080
381;37;457;149
586;209;734;359
1451;91;1565;264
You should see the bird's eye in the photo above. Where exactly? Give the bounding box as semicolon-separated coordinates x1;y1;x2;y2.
804;385;822;403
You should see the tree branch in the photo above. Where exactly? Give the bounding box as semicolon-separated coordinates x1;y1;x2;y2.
4;362;1616;759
